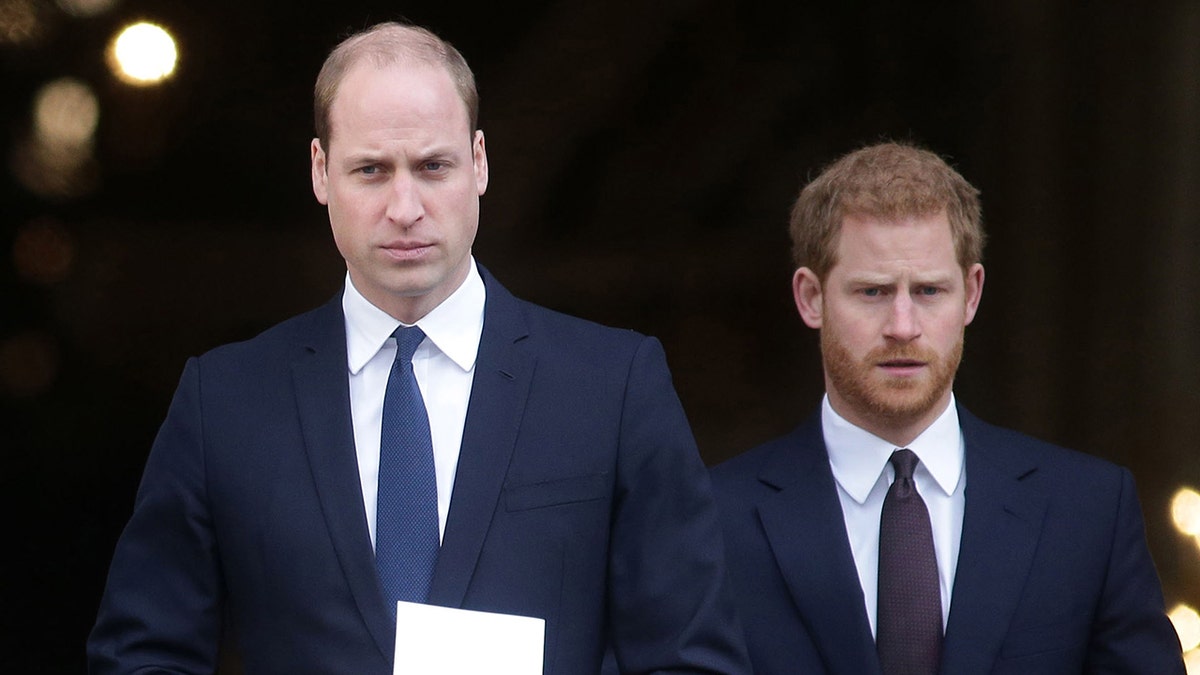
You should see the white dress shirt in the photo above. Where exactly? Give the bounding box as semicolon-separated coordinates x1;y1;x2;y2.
343;259;485;545
823;393;966;636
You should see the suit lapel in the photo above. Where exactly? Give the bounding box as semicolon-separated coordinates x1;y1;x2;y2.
940;406;1047;674
290;295;397;662
427;268;534;607
757;415;882;675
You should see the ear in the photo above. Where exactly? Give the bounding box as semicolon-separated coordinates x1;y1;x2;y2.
473;130;489;196
311;138;329;205
962;263;985;326
793;267;824;329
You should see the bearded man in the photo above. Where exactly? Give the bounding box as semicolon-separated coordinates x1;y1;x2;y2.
709;141;1184;675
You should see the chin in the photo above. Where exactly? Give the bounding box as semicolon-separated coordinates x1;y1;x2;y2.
869;386;947;422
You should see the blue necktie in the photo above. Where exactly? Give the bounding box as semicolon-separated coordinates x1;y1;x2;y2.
375;326;439;617
877;448;942;675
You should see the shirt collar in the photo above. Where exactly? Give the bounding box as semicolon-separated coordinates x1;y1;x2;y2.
824;393;964;504
342;257;485;375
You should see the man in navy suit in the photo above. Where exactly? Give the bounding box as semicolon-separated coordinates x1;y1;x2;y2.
710;141;1184;674
88;21;749;674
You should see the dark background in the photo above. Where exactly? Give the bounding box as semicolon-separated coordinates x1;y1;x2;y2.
3;1;1199;671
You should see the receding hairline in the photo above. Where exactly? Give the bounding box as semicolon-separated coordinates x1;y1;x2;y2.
314;22;479;151
331;23;452;72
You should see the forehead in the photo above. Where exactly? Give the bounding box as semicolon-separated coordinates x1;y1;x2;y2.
328;60;470;141
833;211;959;273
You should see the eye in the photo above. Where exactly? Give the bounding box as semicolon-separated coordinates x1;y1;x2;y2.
917;286;941;296
861;287;882;297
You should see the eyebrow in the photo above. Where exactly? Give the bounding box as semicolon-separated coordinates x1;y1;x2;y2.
845;271;958;286
340;145;462;166
338;150;386;165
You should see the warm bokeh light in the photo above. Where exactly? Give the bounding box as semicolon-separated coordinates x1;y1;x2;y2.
1186;648;1200;674
10;134;101;198
0;331;59;398
12;78;100;199
13;218;75;285
1172;488;1200;672
108;21;177;85
1172;604;1200;652
1173;488;1200;536
0;0;41;45
56;0;119;18
34;77;99;147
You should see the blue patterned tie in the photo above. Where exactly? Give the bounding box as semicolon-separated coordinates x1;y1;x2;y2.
375;326;439;618
877;448;942;675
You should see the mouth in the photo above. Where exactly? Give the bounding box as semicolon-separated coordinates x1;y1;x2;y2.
380;241;434;260
877;359;927;375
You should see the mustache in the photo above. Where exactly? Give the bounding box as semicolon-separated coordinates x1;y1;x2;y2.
867;344;940;363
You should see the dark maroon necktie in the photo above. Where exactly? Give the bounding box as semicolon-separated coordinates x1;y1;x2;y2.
877;448;942;675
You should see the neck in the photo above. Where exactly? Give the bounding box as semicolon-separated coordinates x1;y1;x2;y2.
826;390;952;447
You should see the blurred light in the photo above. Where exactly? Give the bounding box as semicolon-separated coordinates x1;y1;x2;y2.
10;134;100;199
1187;648;1200;674
108;22;177;85
34;77;99;147
1173;488;1200;535
13;218;75;285
0;331;59;398
1172;605;1200;652
56;0;119;18
0;0;41;45
11;78;101;199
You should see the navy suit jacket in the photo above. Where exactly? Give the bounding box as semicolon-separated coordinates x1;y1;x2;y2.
89;268;749;674
710;405;1184;674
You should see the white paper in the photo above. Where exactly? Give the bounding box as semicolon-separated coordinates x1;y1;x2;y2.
393;601;545;675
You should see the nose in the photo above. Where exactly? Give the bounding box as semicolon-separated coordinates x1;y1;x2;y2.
883;292;921;342
385;173;425;226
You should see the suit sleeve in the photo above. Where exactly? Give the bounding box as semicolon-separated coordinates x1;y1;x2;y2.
87;358;224;674
1086;468;1186;673
604;336;751;674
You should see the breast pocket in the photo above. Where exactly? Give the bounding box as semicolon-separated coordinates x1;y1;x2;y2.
503;472;609;512
998;614;1089;661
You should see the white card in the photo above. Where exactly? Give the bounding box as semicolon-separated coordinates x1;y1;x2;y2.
393;601;545;674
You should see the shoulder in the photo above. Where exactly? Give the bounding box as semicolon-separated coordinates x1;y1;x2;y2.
518;296;645;346
192;295;341;374
710;412;824;488
959;405;1132;493
709;435;783;482
483;268;655;365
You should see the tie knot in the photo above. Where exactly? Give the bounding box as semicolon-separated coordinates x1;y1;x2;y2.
889;448;919;480
393;326;426;363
